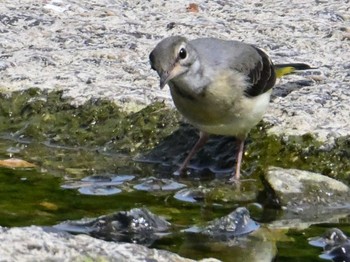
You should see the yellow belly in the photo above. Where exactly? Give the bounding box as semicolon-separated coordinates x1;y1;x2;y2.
170;82;271;139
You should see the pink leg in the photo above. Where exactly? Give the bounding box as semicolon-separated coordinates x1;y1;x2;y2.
230;139;245;181
177;131;209;174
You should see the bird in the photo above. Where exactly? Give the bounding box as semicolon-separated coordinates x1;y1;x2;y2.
149;36;311;181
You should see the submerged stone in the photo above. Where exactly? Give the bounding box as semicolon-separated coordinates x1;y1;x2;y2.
78;186;122;195
111;175;135;182
54;208;171;246
174;187;208;203
61;174;134;195
310;228;350;262
203;207;260;239
185;207;259;241
309;228;350;250
207;180;260;203
133;177;186;192
174;180;259;204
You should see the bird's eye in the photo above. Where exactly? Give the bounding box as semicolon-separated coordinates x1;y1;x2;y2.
179;48;187;59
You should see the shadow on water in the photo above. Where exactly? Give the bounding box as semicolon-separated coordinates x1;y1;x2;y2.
0;89;350;261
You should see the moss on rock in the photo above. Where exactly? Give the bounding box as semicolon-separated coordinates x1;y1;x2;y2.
0;88;179;154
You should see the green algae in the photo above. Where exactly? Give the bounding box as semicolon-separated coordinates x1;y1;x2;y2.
0;88;348;183
246;126;350;182
0;88;179;154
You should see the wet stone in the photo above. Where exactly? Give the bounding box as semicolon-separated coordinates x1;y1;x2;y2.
322;244;350;262
54;208;171;246
0;226;205;262
174;180;259;204
111;175;135;182
174;187;208;203
133;177;186;192
61;174;135;195
185;207;259;241
309;228;350;251
78;186;122;196
202;207;260;240
309;228;350;261
263;166;350;213
207;180;260;203
81;175;114;182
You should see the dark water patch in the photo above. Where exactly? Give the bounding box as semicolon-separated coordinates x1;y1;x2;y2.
140;122;350;182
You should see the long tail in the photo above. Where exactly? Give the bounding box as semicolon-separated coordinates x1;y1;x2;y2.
274;63;313;78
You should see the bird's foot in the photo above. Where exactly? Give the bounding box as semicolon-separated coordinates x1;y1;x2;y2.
229;171;241;183
228;176;256;184
228;175;241;185
228;172;256;185
173;167;187;176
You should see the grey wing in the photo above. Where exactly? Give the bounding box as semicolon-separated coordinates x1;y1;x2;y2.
191;38;276;97
238;45;276;97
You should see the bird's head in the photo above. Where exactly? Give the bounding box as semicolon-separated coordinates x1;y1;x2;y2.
149;36;197;89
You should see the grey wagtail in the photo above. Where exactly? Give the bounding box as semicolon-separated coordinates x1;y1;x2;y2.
149;36;311;181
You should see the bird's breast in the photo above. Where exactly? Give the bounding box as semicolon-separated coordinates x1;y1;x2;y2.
169;71;272;138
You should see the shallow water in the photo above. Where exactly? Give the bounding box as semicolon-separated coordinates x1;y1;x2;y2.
1;136;349;262
0;89;350;261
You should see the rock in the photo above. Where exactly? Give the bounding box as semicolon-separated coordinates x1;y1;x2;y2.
321;244;350;262
309;228;350;251
133;177;187;192
266;166;349;194
54;208;170;246
309;228;350;262
174;187;208;203
183;208;275;262
0;226;220;262
61;174;135;195
202;207;260;240
173;180;259;204
262;167;350;227
185;207;259;240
